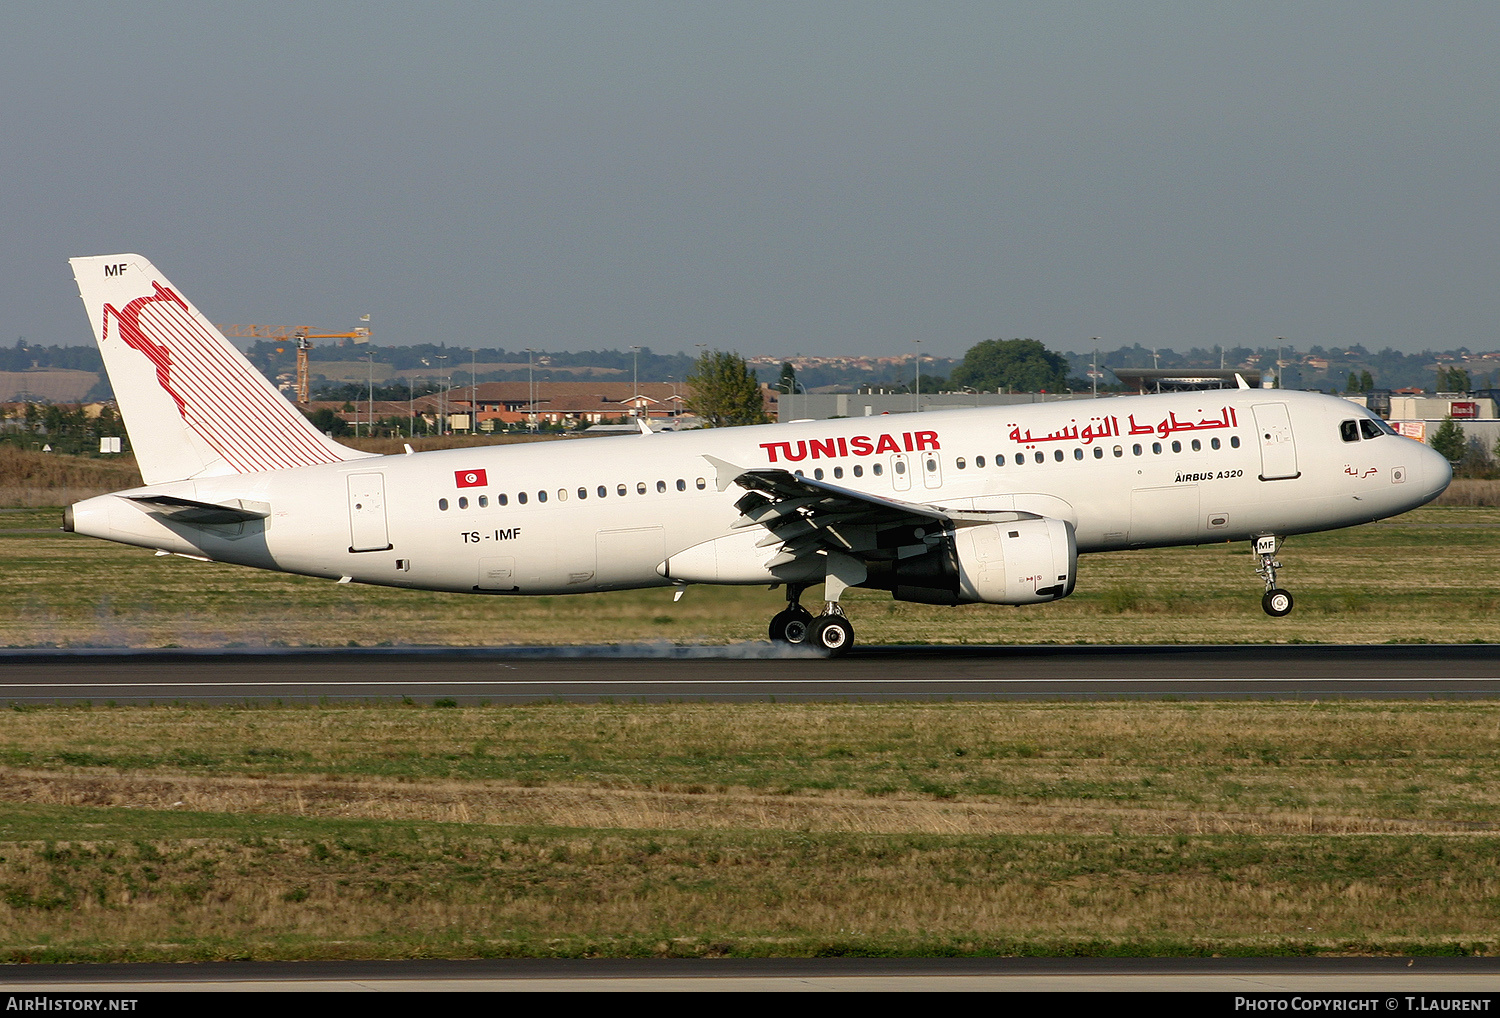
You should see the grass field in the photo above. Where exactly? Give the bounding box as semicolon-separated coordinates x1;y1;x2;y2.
3;501;1498;648
2;701;1500;961
4;452;1500;961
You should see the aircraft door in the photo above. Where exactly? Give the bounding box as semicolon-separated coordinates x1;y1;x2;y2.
1251;403;1300;480
921;451;943;489
347;472;392;552
890;453;911;491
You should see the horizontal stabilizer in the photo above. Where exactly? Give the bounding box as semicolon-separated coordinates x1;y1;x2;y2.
126;494;270;525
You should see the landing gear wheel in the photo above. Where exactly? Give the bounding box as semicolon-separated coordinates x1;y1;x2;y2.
810;615;854;657
1262;588;1294;617
769;606;814;644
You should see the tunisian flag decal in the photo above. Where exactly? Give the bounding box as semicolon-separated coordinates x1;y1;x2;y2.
455;469;488;488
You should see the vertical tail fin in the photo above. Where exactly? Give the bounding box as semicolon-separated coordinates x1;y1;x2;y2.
70;254;372;484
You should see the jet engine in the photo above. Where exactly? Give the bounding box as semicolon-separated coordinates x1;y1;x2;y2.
868;517;1077;606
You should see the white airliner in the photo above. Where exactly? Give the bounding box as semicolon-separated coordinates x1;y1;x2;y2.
65;254;1451;656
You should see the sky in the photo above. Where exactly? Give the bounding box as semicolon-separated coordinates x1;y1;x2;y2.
3;2;1498;359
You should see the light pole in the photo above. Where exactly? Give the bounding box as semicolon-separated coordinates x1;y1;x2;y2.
630;345;641;418
365;352;375;438
1091;337;1100;398
913;340;922;413
435;355;448;434
525;348;537;432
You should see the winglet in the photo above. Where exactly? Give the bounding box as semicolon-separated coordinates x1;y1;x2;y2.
702;454;747;492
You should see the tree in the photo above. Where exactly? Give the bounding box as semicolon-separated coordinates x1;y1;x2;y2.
303;408;349;436
950;339;1068;393
776;362;797;394
1360;370;1374;392
685;350;769;427
1432;415;1466;463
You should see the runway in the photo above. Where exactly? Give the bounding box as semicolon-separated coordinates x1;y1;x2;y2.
2;643;1500;702
4;956;1500;992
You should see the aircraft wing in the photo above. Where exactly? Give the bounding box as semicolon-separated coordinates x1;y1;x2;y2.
707;456;1035;569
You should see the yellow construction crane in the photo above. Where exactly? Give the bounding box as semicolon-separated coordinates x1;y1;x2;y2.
218;322;371;403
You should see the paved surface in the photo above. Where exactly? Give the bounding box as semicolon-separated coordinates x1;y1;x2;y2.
1;643;1500;702
3;957;1500;992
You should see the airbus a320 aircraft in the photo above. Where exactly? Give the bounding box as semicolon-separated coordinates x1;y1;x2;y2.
64;254;1451;656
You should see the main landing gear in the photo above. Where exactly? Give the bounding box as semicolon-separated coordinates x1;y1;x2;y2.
1255;535;1294;617
769;554;866;657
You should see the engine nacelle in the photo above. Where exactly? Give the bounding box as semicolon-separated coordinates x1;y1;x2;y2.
872;517;1077;606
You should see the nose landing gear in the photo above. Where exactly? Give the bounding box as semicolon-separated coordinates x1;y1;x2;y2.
1255;535;1294;617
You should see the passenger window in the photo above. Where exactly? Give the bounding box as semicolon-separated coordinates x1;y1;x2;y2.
1359;419;1383;440
832;467;843;479
976;456;986;468
1341;420;1360;442
1231;436;1241;448
1034;451;1044;464
557;489;567;501
1191;439;1200;452
1053;449;1063;462
538;490;547;503
1210;438;1220;450
498;494;508;506
895;461;906;474
1171;440;1181;453
578;487;588;499
1152;442;1162;454
438;498;449;511
676;479;686;491
956;457;966;470
598;486;607;498
1094;447;1104;459
873;463;884;476
1016;454;1026;466
617;484;627;497
813;468;824;480
656;480;667;493
696;478;706;489
518;492;528;505
1113;445;1123;458
637;482;647;495
478;495;489;507
458;496;468;509
853;464;864;477
1133;444;1142;456
1073;448;1083;460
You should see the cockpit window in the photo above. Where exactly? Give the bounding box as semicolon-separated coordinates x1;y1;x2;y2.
1359;418;1386;440
1340;420;1360;442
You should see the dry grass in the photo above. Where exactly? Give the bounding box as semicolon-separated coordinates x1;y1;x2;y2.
4;702;1500;959
1434;479;1500;506
1;822;1497;961
4;701;1500;827
0;447;142;507
0;769;1466;837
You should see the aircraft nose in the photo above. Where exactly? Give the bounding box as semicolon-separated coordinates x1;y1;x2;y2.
1420;441;1453;499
